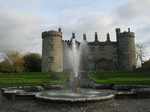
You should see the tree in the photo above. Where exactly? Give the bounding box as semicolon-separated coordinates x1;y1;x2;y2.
142;60;150;71
0;50;25;76
136;43;149;67
0;60;10;73
23;53;41;72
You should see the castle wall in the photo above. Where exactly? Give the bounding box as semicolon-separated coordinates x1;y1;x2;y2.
41;27;136;72
62;41;71;71
88;42;118;71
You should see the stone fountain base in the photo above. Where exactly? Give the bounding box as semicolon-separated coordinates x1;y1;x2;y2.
35;92;115;103
2;84;150;103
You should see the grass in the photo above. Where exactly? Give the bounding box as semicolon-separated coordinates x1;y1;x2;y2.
0;71;150;86
0;72;70;86
89;71;150;83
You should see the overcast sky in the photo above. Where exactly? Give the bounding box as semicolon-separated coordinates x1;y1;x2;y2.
0;0;150;59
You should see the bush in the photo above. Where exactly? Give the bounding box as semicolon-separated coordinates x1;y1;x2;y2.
50;74;64;80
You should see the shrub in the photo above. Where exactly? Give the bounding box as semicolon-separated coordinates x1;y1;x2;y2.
50;74;64;80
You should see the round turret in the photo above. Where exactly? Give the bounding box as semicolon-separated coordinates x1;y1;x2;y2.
116;28;136;70
42;28;63;72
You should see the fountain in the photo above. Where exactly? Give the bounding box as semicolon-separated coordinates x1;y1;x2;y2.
68;38;89;93
2;38;150;104
69;39;82;93
34;38;116;103
1;38;115;103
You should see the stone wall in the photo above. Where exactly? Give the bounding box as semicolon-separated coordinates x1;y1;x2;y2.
42;28;136;72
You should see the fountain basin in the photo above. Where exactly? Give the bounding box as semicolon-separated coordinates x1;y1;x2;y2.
2;86;116;103
2;84;150;103
35;89;115;103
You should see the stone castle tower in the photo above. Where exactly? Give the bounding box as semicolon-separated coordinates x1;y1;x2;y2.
41;28;136;72
116;28;136;70
41;28;63;72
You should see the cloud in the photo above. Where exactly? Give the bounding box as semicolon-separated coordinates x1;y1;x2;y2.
112;0;150;43
114;0;150;22
0;0;149;60
55;10;117;42
0;8;45;54
111;0;150;59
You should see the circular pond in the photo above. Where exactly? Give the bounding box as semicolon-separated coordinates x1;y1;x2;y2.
35;89;115;103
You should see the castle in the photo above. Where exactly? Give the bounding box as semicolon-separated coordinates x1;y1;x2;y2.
41;28;136;72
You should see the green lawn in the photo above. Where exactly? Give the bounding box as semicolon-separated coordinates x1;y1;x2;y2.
0;71;150;86
0;72;70;86
89;71;150;83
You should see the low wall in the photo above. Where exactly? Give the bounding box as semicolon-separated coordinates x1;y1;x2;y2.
1;84;150;101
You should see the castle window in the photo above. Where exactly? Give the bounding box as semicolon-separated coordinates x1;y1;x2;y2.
90;47;95;51
113;54;117;59
124;51;128;55
100;61;106;66
49;38;53;43
125;59;129;63
89;57;93;61
114;62;118;67
101;53;105;58
49;44;53;50
89;63;95;69
124;44;129;49
49;57;54;63
99;46;104;51
89;54;93;60
113;45;117;50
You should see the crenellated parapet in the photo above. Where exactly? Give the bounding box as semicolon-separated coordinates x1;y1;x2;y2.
42;30;62;38
116;28;134;38
118;32;134;38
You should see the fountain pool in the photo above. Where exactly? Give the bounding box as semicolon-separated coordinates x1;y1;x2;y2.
36;89;115;103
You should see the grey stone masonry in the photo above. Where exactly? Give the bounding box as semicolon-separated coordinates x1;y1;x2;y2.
42;28;136;72
42;28;63;72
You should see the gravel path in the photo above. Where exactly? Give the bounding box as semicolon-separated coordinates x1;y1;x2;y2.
1;89;150;112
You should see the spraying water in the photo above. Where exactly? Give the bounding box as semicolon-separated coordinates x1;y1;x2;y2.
69;39;80;77
67;38;88;93
68;39;88;78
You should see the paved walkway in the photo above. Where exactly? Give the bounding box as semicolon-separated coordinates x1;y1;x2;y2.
79;72;94;88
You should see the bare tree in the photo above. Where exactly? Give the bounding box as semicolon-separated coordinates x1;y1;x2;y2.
136;43;149;67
